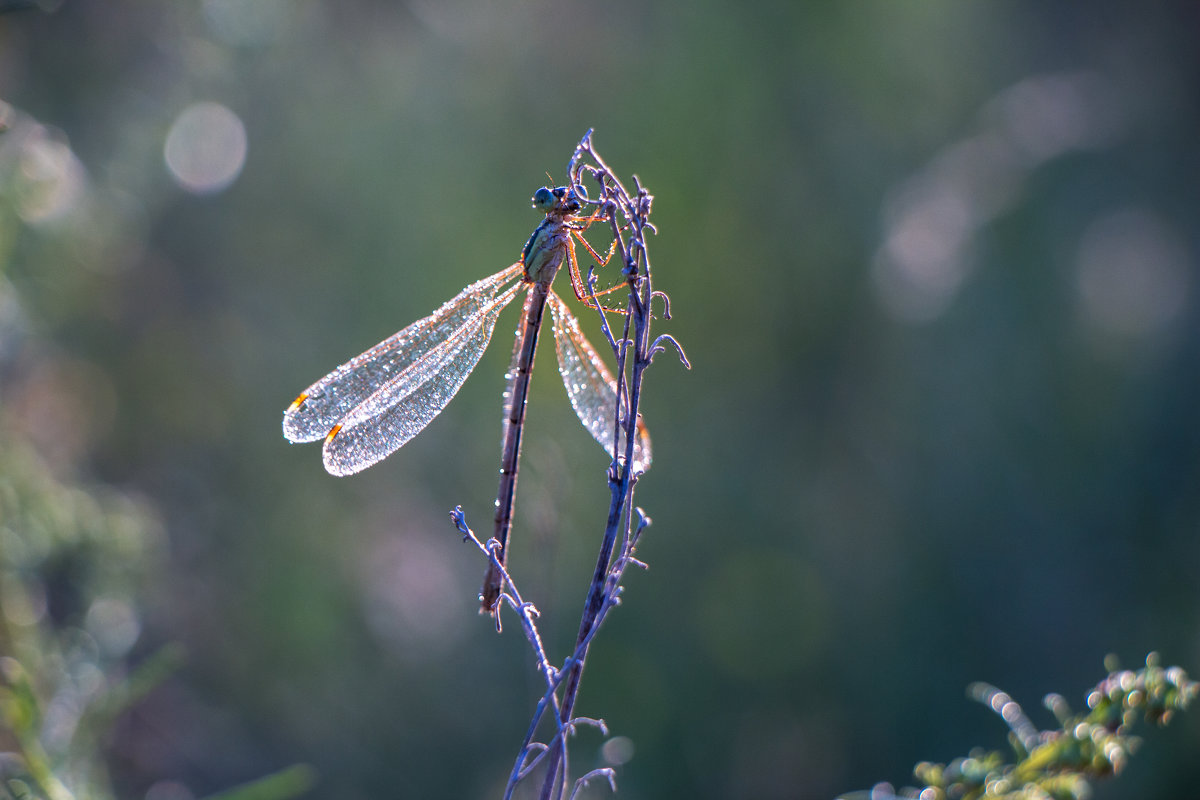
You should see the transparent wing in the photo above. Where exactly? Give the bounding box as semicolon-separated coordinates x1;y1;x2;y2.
321;280;524;476
547;291;651;473
284;263;523;443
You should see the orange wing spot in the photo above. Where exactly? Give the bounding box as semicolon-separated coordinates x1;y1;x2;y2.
325;423;343;442
287;393;309;412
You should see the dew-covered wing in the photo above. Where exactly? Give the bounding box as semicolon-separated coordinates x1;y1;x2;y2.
547;291;651;473
283;263;523;443
321;281;523;475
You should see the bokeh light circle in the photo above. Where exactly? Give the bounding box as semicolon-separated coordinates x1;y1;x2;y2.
163;101;247;194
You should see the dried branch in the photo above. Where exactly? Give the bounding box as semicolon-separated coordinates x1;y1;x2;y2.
453;130;684;800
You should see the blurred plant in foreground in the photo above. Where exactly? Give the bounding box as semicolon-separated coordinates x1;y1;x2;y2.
841;653;1197;800
0;426;166;800
0;439;315;800
0;102;312;800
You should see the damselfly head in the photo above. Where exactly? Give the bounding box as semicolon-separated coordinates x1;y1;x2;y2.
531;186;582;216
532;186;556;211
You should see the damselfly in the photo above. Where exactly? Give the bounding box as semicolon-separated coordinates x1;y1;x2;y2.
283;186;651;612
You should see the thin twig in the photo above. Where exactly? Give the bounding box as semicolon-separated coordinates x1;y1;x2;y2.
534;131;664;800
463;131;680;800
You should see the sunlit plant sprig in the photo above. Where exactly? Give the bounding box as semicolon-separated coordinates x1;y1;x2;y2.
844;653;1197;800
452;131;686;800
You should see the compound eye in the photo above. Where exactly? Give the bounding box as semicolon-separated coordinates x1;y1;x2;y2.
531;187;555;211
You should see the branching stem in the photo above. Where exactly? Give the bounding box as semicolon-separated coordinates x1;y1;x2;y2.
455;131;681;800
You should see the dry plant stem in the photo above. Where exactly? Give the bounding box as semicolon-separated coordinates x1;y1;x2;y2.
450;507;572;791
452;131;675;800
452;504;622;799
535;134;659;800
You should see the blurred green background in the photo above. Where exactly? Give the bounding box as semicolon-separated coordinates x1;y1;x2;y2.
1;1;1198;798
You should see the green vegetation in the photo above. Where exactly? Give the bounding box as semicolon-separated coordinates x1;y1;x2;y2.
850;655;1197;800
2;2;1198;798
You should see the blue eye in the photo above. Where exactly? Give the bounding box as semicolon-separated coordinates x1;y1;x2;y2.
531;187;555;210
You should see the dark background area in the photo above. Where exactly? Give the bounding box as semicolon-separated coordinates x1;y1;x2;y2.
1;1;1198;798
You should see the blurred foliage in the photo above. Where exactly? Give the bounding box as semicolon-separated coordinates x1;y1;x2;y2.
845;654;1198;800
0;1;1198;799
0;401;312;799
0;424;161;800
